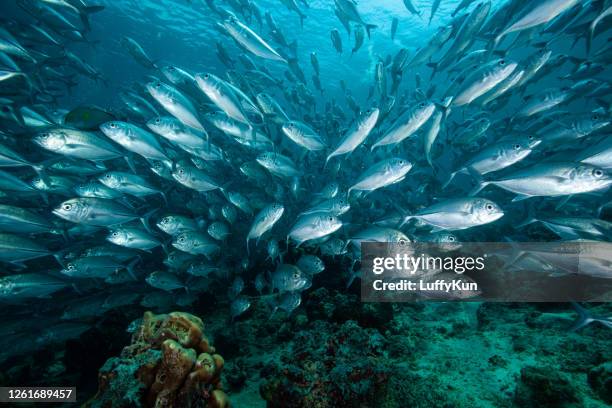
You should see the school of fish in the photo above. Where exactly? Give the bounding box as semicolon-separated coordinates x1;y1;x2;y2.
1;0;612;361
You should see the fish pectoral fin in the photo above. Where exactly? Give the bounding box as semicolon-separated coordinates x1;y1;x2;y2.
511;194;532;203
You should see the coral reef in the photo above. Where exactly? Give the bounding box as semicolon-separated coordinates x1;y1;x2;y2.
588;362;612;404
259;320;391;408
85;311;228;408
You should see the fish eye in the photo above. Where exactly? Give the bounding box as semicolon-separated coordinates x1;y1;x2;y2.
499;60;505;66
112;232;119;237
514;144;521;150
594;169;604;177
528;135;534;140
419;102;426;108
67;264;75;270
592;114;599;121
399;160;405;165
109;123;116;128
328;216;333;221
398;239;407;246
168;255;175;261
155;118;161;123
486;204;494;211
448;236;455;242
204;74;210;79
179;237;185;243
62;203;72;211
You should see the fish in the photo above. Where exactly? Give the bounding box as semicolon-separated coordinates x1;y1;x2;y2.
280;0;307;27
371;102;436;150
172;231;220;258
330;29;342;54
402;0;421;18
0;272;67;301
287;213;342;247
495;0;580;46
1;0;611;368
145;271;184;292
0;233;53;265
270;263;310;292
196;73;251;124
98;171;165;201
156;214;200;236
0;204;55;234
172;162;222;192
569;303;612;331
429;0;442;25
146;80;205;132
221;16;287;63
106;227;161;251
444;136;541;188
281;121;326;151
256;152;301;179
64;106;115;130
120;36;157;69
326;107;379;164
400;198;504;230
452;59;518;107
34;128;123;161
472;162;612;200
334;0;377;38
52;197;145;227
61;256;132;279
230;296;251;319
296;254;325;275
99;121;169;162
246;203;284;252
391;17;398;40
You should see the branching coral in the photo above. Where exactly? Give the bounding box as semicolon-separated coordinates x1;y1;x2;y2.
85;311;229;408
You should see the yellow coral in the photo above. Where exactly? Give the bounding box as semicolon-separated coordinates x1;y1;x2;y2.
85;311;229;408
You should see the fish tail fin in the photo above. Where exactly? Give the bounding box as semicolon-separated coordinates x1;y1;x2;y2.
365;24;377;39
516;202;538;228
84;5;105;14
125;155;137;173
427;62;438;80
346;270;359;289
570;302;594;331
324;154;334;169
159;191;168;205
126;257;139;280
388;200;412;228
140;208;158;234
468;168;490;196
441;169;460;189
52;252;66;268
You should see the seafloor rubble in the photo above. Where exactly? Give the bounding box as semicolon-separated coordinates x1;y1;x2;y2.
212;290;611;408
84;311;228;408
1;288;610;407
